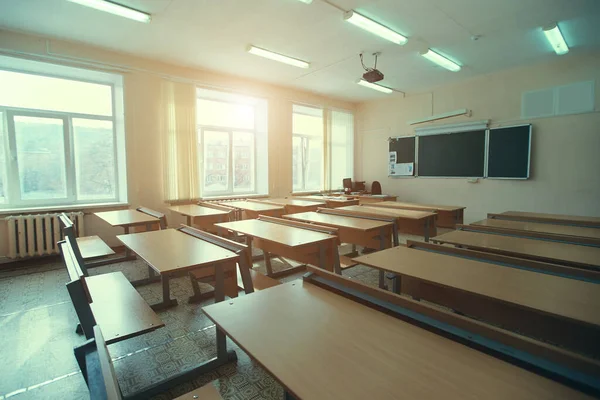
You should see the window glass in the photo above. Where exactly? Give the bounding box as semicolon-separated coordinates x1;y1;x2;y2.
233;131;254;193
14;115;67;200
203;130;230;193
0;70;113;116
0;111;5;203
73;119;116;200
292;105;323;192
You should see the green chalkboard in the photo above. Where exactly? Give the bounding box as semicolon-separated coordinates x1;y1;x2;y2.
488;125;531;179
418;130;486;177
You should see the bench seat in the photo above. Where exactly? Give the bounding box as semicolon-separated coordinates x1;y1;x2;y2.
173;384;223;400
87;271;164;344
238;268;280;292
77;235;115;259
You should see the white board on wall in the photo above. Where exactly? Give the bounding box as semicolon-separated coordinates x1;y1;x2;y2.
522;80;595;119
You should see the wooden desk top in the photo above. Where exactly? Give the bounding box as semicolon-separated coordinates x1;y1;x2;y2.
372;201;465;212
338;205;436;220
117;229;238;274
95;209;159;227
223;200;284;212
216;219;334;247
261;198;325;207
354;246;600;328
168;204;229;217
498;211;600;227
284;211;392;231
88;272;164;343
203;281;591;400
434;230;600;269
473;219;600;240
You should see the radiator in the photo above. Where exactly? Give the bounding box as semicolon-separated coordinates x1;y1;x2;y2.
5;212;85;259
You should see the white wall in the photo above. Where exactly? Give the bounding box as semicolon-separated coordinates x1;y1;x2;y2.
356;51;600;223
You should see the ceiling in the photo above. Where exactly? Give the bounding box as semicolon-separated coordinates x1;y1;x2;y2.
0;0;599;102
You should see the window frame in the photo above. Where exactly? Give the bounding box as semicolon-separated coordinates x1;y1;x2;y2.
199;125;258;197
0;67;122;210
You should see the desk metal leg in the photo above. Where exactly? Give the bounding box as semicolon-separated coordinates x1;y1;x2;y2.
186;215;192;226
264;251;274;276
150;274;178;311
130;266;162;287
126;318;237;400
424;218;430;242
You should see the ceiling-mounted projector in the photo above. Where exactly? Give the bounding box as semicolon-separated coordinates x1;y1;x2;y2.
363;69;384;83
359;52;384;83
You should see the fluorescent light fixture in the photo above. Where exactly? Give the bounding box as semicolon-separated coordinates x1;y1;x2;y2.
295;0;313;3
344;11;407;45
357;79;393;94
420;49;461;72
66;0;151;23
247;46;310;68
543;23;569;55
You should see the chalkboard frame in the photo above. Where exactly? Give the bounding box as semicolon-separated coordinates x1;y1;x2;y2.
486;124;532;180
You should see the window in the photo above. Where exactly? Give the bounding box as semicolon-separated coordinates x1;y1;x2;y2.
329;110;354;190
292;105;323;192
0;56;126;210
197;89;268;197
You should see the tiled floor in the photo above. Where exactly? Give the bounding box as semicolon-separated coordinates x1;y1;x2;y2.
0;240;401;400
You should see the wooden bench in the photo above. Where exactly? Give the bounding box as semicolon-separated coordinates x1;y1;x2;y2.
60;237;164;344
237;268;281;292
75;325;223;399
181;225;256;302
58;213;115;268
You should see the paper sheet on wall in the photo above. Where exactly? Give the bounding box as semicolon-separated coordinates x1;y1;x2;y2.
389;162;414;176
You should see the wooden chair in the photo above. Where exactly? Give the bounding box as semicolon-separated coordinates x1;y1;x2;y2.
75;325;222;400
59;238;163;344
371;181;382;195
58;213;114;267
343;178;352;194
178;225;255;302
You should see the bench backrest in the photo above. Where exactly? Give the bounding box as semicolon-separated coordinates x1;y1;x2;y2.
136;207;167;230
58;213;88;276
74;325;123;400
177;224;247;254
59;239;96;340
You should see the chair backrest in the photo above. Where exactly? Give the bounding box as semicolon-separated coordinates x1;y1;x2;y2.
136;207;167;230
178;225;247;254
371;181;382;195
59;213;88;275
74;326;123;400
342;178;352;191
60;239;96;340
197;201;236;221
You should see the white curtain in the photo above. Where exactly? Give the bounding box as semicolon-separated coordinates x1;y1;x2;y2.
325;109;354;191
159;80;199;202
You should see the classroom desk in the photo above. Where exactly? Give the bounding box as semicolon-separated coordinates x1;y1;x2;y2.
407;240;600;283
258;198;325;214
432;230;600;271
168;204;231;232
117;229;243;310
283;211;393;286
489;211;600;228
222;200;284;220
94;209;161;261
369;201;465;228
354;245;600;358
216;217;340;276
203;274;595;400
337;205;437;240
465;219;600;247
292;195;360;208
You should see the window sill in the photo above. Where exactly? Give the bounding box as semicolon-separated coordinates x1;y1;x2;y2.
197;194;269;202
0;202;130;216
291;191;322;196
